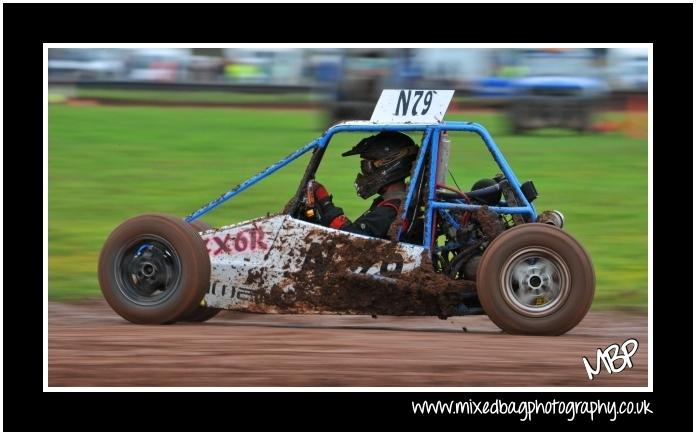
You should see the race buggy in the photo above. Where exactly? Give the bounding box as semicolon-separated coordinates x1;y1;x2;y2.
98;90;594;335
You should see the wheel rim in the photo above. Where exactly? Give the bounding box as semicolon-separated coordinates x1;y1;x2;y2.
500;246;571;317
114;235;182;306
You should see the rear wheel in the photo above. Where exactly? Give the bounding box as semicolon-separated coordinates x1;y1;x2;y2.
476;223;594;335
98;214;211;324
177;219;222;323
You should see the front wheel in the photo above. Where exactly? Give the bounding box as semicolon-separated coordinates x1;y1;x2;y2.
476;223;594;335
98;214;211;324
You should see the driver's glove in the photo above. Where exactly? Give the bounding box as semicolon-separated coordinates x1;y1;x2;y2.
313;182;349;229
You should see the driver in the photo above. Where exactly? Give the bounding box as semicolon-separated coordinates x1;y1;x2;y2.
310;131;419;239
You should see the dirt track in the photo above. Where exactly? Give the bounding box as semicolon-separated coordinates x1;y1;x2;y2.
48;299;648;387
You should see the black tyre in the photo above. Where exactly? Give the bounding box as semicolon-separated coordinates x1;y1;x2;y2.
177;219;222;323
476;223;594;335
98;214;211;324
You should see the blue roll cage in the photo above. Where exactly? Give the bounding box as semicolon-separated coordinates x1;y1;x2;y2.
185;121;537;250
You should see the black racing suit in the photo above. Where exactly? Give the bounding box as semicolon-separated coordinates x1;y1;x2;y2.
318;189;405;239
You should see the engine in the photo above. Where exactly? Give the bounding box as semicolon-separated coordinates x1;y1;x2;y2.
432;175;526;281
433;175;564;282
433;199;507;281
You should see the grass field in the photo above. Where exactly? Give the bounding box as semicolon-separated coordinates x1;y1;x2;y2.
48;105;648;309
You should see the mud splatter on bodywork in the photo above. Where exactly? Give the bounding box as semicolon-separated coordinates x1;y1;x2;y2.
205;216;477;317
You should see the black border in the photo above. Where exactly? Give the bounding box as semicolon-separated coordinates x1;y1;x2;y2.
4;2;692;432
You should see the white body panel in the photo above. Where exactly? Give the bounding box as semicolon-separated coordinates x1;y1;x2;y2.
199;215;425;313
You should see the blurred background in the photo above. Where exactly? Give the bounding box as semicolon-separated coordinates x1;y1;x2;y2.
48;47;647;118
48;47;648;310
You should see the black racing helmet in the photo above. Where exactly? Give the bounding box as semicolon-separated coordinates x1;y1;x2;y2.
342;131;419;199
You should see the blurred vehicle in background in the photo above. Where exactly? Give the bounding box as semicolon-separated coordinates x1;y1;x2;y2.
509;76;609;133
325;49;393;125
48;48;126;80
126;49;189;81
469;76;519;98
503;49;610;133
323;49;426;126
462;49;613;132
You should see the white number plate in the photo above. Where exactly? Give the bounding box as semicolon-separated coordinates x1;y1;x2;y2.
370;89;454;124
